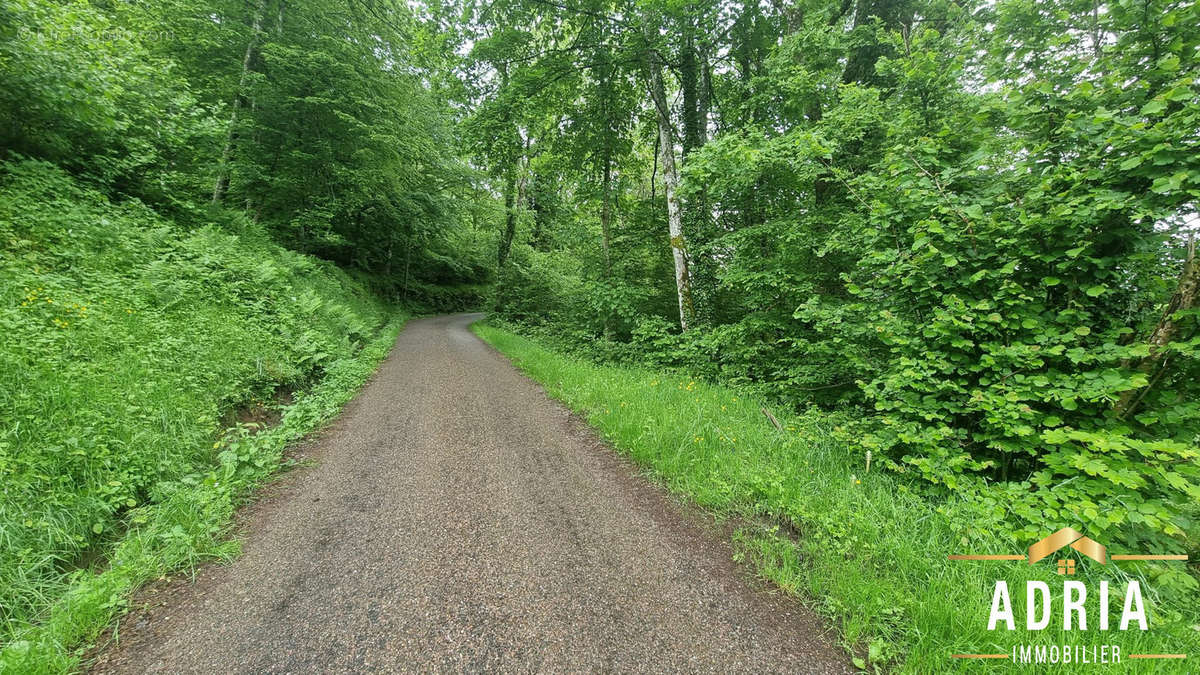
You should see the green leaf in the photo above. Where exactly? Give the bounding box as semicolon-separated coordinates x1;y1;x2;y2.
1140;99;1166;115
1085;285;1106;297
1118;156;1143;170
1075;326;1091;336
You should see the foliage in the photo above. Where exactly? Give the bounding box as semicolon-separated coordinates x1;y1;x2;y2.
0;159;403;665
1;319;406;675
0;0;494;666
832;0;1200;553
4;0;1199;667
1;0;492;305
476;322;1200;672
469;0;1200;562
0;0;220;209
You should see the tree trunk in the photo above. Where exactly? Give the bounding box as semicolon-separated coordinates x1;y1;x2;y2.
528;173;546;251
597;64;615;278
841;0;913;85
213;0;268;205
680;12;701;157
497;164;518;268
600;154;613;278
699;42;712;146
680;22;712;325
516;139;529;217
645;30;694;331
402;230;412;302
242;0;286;218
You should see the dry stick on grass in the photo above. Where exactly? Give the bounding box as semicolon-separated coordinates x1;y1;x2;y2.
761;406;783;431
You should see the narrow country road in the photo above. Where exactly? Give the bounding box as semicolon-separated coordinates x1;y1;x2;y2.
91;314;851;674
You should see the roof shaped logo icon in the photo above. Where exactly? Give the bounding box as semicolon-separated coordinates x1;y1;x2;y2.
1027;527;1106;565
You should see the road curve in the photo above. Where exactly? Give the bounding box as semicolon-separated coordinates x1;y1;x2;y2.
91;314;851;673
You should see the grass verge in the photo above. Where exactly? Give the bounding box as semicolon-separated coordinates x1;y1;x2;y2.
473;322;1199;673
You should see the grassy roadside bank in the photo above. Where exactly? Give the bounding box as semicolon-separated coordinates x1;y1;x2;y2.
2;316;404;674
0;160;408;672
473;322;1199;673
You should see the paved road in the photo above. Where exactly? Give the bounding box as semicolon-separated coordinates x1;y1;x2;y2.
91;314;850;673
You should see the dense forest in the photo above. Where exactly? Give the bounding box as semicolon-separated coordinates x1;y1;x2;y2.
2;0;494;304
1;0;1198;669
471;0;1200;540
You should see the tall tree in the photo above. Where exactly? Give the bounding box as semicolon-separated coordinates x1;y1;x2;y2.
212;0;270;204
643;15;695;330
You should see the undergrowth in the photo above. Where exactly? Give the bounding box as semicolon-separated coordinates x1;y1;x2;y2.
474;322;1200;673
0;159;405;672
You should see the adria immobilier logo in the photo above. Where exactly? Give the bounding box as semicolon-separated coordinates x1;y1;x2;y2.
948;527;1189;665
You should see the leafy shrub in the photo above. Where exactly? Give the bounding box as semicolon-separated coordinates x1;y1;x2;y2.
847;140;1199;555
669;0;1199;559
835;5;1200;554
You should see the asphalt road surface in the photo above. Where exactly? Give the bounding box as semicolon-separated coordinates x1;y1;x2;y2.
91;314;851;674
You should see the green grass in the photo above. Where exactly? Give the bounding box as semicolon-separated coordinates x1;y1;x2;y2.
0;159;406;671
474;322;1200;673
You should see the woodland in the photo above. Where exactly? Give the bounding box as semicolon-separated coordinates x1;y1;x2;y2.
0;0;1197;669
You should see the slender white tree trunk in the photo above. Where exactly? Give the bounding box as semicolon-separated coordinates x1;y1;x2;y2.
213;0;268;204
646;33;694;331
